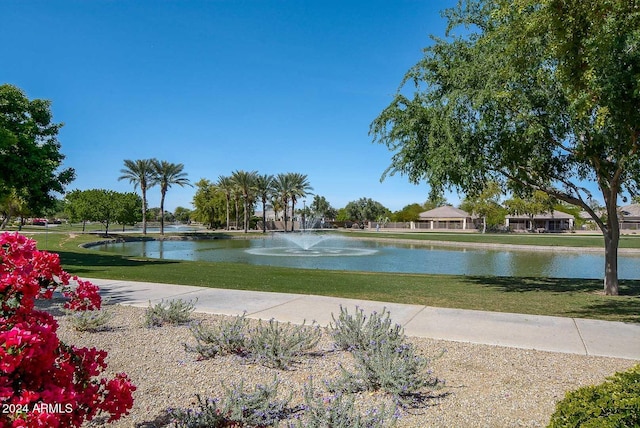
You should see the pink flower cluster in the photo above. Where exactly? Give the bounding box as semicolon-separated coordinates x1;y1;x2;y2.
0;232;136;427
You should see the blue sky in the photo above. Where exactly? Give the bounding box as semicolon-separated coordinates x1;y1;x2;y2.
4;0;463;212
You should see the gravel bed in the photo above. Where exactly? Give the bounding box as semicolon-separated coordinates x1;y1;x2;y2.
54;305;637;428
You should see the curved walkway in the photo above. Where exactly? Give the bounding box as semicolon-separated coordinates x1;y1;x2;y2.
87;278;640;360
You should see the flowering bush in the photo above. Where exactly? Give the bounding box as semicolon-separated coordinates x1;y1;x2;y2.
0;232;136;427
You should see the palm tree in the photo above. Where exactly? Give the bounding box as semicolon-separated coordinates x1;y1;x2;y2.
118;159;156;234
231;170;258;233
216;175;234;231
272;173;293;232
255;174;274;233
288;172;313;232
151;160;192;235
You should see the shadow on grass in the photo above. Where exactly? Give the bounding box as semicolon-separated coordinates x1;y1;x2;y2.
55;250;178;274
462;275;640;295
463;276;640;323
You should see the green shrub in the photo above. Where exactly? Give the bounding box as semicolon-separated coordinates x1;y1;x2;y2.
185;312;249;358
547;364;640;428
247;319;322;370
329;306;404;352
169;378;294;427
64;307;113;332
144;298;196;327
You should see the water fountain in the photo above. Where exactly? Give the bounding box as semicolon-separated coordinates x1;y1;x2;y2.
246;233;377;257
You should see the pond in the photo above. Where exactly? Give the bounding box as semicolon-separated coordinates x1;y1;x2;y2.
93;234;640;279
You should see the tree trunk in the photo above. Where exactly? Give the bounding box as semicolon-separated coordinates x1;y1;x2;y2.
262;200;267;233
602;201;620;295
283;200;289;232
160;192;166;235
243;198;249;233
0;215;9;229
291;200;296;232
142;188;148;235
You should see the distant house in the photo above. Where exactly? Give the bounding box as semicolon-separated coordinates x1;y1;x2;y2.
505;211;574;232
619;204;640;231
418;206;475;230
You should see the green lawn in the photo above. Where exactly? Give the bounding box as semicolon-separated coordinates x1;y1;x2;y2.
344;230;640;248
20;231;640;324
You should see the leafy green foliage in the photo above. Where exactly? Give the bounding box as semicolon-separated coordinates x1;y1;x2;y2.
370;0;640;294
0;84;75;215
547;364;640;428
342;197;391;223
144;298;196;327
391;203;424;222
64;189;142;234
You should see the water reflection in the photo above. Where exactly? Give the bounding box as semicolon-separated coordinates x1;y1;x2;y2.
94;237;640;279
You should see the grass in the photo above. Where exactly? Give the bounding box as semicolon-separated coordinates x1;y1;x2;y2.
19;230;640;324
344;230;640;248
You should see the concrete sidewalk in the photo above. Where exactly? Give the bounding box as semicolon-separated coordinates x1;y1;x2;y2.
88;278;640;360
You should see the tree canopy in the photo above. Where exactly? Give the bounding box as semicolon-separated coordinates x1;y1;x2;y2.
0;84;75;217
370;0;640;295
65;189;142;234
343;198;391;223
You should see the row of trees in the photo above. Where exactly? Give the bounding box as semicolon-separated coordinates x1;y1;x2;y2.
192;171;314;232
118;159;191;235
64;189;142;234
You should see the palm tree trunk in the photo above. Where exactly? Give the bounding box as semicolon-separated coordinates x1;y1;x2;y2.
142;188;148;234
160;191;166;235
291;199;296;232
243;198;249;233
262;199;267;233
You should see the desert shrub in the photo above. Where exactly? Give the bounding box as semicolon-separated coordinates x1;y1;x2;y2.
170;378;294;427
185;312;249;358
65;307;113;332
294;378;397;427
184;315;321;369
144;298;196;327
247;319;322;369
330;340;442;405
547;364;640;428
328;306;443;406
329;306;404;352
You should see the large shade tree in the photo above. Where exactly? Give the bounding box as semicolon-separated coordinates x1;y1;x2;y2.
151;160;191;235
370;0;640;295
118;159;156;234
0;84;75;218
